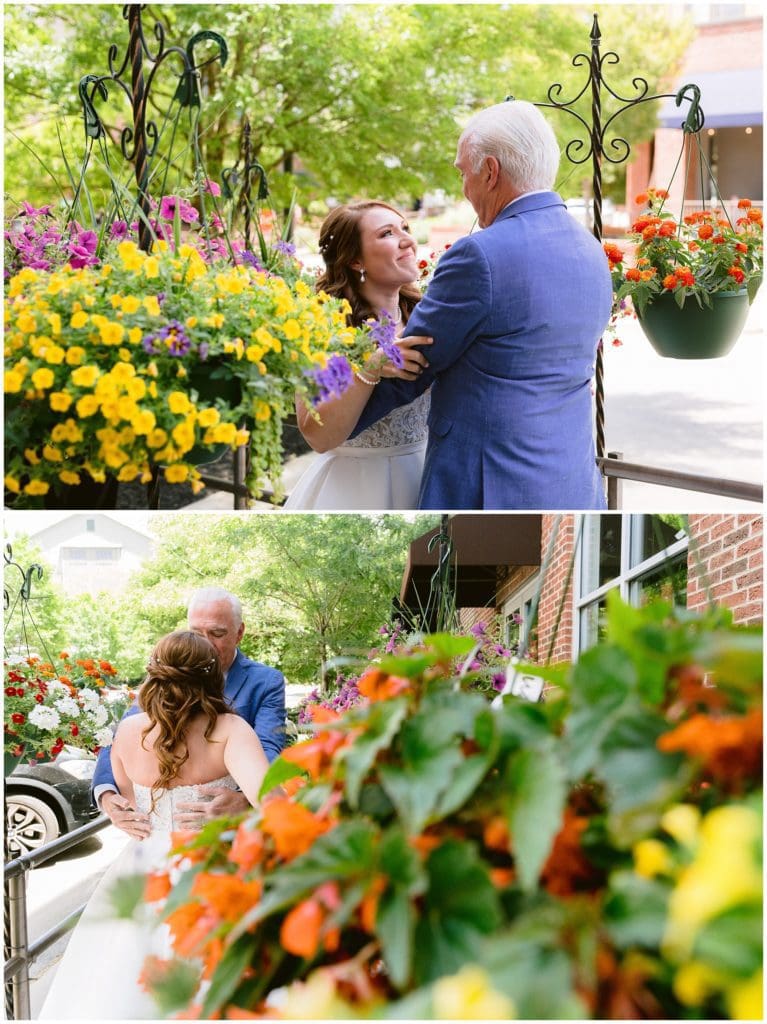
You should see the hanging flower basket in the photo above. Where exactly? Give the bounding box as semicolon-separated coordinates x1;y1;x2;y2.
636;288;751;360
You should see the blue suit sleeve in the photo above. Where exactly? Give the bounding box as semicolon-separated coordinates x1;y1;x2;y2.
90;702;140;799
255;670;287;762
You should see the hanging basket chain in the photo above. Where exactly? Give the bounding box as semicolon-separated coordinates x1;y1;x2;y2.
3;546;56;666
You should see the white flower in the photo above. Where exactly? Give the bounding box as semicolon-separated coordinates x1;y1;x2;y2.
48;680;71;697
94;727;113;748
87;705;109;727
28;705;61;731
78;689;101;712
54;696;81;718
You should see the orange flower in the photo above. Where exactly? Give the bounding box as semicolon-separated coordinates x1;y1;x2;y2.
642;224;658;240
663;274;679;290
677;268;695;287
228;822;265;873
359;875;387;933
735;241;749;253
260;797;333;860
658;220;677;237
540;807;602;897
483;815;511;853
202;936;226;981
656;709;762;787
737;198;752;209
603;242;624;269
357;667;410;702
625;268;642;282
166;902;213;957
58;651;70;660
728;266;746;284
280;898;324;958
144;870;172;902
490;867;516;888
698;223;714;240
639;269;656;282
634;192;649;206
282;729;348;781
191;872;263;922
747;207;762;223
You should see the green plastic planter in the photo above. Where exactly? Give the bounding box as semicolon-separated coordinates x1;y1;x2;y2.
637;289;750;360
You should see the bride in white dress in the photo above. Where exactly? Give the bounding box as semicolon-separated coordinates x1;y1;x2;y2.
39;631;269;1020
285;200;433;510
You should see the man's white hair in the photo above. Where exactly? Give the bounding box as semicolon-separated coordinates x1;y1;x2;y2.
459;100;560;193
187;586;243;625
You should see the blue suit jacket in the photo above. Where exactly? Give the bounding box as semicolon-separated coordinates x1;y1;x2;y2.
92;650;286;794
353;191;612;510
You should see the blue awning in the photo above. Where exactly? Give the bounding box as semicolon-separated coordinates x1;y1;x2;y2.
659;68;762;129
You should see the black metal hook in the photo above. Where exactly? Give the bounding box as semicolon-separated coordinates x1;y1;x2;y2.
676;82;705;134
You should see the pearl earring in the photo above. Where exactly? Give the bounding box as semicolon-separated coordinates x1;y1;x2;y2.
359;268;366;283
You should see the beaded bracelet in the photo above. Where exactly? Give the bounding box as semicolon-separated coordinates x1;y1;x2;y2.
353;367;380;386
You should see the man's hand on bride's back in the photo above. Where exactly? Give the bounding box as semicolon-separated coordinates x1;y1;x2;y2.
100;792;151;840
380;335;433;381
175;785;251;829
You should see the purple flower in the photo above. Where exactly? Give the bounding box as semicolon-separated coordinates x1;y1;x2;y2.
20;201;53;218
470;621;487;638
198;342;209;362
241;250;265;271
274;240;297;257
141;319;191;357
109;220;129;240
492;673;506;691
67;229;98;269
203;179;221;197
369;311;404;368
159;196;199;224
310;354;353;405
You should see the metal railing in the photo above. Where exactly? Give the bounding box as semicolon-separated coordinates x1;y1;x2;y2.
4;816;111;1020
601;451;763;508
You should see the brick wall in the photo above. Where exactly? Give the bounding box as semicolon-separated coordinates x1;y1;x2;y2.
687;514;763;625
535;517;577;664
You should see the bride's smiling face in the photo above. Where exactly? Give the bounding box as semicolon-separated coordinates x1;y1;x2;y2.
353;206;418;287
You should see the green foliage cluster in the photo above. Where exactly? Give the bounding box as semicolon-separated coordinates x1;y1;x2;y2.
137;595;761;1019
4;5;692;210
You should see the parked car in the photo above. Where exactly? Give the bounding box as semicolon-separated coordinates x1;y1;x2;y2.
5;748;100;858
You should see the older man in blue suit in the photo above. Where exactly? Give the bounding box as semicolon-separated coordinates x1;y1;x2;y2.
92;586;285;837
353;99;612;510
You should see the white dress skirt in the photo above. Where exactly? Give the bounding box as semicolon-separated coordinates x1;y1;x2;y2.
284;390;430;510
38;776;239;1020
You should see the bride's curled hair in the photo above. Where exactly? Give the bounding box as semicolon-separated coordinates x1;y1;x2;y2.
139;631;229;801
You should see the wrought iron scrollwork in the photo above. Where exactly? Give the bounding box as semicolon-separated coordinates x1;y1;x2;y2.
77;5;228;251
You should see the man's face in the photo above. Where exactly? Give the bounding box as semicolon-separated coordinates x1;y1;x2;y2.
454;140;493;228
188;599;244;672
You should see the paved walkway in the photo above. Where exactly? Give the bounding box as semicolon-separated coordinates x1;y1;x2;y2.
189;289;763;513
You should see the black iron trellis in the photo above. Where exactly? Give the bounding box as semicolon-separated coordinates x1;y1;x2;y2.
3;546;55;666
78;4;229;253
508;11;708;467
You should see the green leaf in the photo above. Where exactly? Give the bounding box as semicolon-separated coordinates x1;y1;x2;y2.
433;751;494;819
258;755;306;799
601;712;686;818
379;826;427;893
377;886;416;990
604;871;671;949
342;697;408;808
149;958;202;1016
413;839;502;985
202;933;258;1017
106;873;145;918
694;902;763;976
379;746;464;834
506;744;566;891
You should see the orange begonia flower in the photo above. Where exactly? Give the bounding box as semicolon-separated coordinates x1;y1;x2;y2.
359;875;387;933
656;709;762;785
191;872;263;922
490;867;516;888
228;822;265;873
280;898;324;958
309;704;342;725
144;870;172;903
166;903;214;957
483;815;511;853
282;729;348;781
357;667;410;702
202;936;226;981
540;807;602;897
261;797;333;860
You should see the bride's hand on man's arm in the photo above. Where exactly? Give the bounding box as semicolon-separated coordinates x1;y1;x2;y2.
378;335;433;381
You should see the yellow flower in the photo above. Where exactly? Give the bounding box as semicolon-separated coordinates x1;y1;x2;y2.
4;475;21;494
234;428;250;446
673;961;726;1006
99;321;125;346
49;391;73;412
143;295;161;317
294;279;311;297
255;400;272;422
246;344;266;363
17;311;37;333
143;256;159;278
31;367;55;390
125;377;147;401
254;326;282;352
65;346;86;366
76;395;100;418
431;965;515;1020
204;313;225;329
24;449;40;465
47;313;62;336
102;447;129;469
70;310;89;329
281;318;301;340
131;410;156;435
120;295;141;314
661;804;700;848
168;391;193;415
205;422;237;445
633;839;673;879
164;464;189;484
58;470;81;486
146;428;168;449
185;316;198;328
117;463;140;482
51;419;83;444
197;407;220;428
43;343;66;364
128;326;143;345
24;480;50;496
117;240;144;271
4;369;25;393
71;365;100;388
726;968;763;1020
171;421;196;453
110;362;136;385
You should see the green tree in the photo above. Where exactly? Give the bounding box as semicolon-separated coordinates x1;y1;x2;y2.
4;5;692;210
3;535;68;659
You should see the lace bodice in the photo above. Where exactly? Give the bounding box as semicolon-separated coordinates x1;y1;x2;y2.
133;774;239;833
342;389;430;449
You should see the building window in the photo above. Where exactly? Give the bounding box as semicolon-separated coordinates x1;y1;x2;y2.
86;519;96;532
576;514;688;653
61;547;119;562
501;575;540;656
